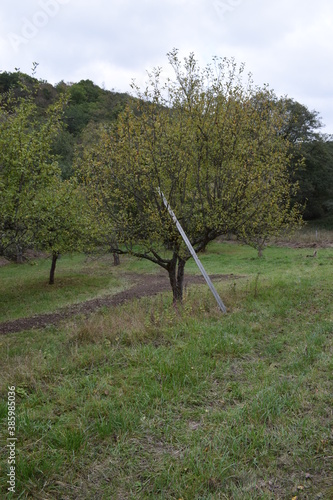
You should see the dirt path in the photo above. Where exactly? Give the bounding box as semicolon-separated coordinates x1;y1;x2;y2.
0;273;236;335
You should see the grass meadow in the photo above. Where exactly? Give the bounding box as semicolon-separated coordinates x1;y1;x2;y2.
0;237;332;499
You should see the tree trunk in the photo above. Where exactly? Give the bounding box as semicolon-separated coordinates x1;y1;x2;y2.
113;252;120;266
16;245;23;264
49;251;59;285
167;255;186;304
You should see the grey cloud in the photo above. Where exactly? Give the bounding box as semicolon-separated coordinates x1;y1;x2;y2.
1;0;333;132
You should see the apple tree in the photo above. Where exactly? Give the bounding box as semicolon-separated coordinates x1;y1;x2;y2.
77;51;302;302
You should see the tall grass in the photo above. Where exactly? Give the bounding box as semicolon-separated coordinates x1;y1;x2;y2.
0;241;332;499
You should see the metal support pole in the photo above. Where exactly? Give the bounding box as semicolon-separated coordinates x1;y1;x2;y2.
158;189;227;313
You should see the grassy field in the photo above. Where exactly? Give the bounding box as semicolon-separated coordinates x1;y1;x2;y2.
0;240;332;499
0;253;132;322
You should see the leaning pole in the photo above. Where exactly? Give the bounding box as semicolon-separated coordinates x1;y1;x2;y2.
158;189;227;314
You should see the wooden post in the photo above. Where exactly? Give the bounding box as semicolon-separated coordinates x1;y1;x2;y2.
158;189;227;313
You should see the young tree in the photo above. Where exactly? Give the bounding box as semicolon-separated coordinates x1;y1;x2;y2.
77;50;302;303
0;82;68;261
31;178;85;284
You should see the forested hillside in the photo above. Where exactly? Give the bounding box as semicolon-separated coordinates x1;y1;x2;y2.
0;71;132;179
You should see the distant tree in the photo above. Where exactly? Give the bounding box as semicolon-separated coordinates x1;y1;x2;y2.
279;98;322;144
64;79;131;136
279;98;333;219
69;80;100;104
77;51;302;302
0;71;20;93
296;137;333;219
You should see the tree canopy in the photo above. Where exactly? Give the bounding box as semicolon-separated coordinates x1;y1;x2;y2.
0;81;68;262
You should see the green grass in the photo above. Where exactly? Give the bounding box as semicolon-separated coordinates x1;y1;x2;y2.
0;253;129;322
0;241;332;499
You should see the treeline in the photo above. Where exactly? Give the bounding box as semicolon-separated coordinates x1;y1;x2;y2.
280;99;333;220
0;54;332;300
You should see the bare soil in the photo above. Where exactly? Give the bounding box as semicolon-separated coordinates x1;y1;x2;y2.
0;273;236;335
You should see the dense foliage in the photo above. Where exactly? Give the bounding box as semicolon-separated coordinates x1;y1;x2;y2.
0;80;67;262
279;97;333;219
0;76;87;280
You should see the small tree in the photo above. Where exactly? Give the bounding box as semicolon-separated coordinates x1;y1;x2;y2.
77;51;302;303
31;179;85;284
0;81;68;261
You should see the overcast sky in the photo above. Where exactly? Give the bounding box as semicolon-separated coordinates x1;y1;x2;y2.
1;0;333;133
